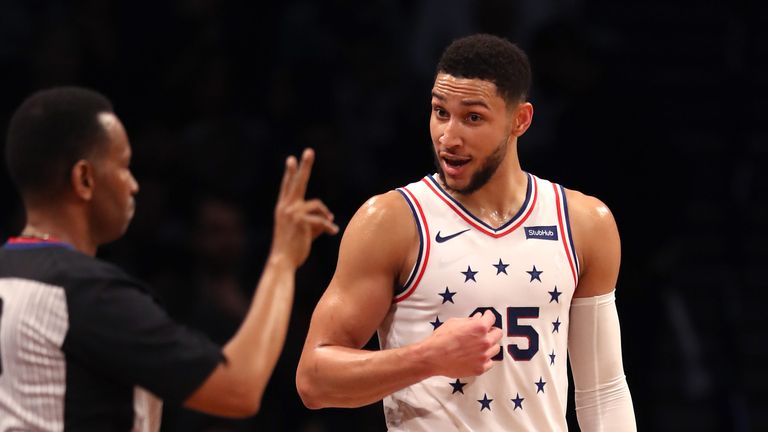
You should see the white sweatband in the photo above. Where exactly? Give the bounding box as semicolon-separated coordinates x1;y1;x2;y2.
568;290;637;432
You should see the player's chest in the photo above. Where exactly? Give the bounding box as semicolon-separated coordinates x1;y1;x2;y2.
414;235;574;311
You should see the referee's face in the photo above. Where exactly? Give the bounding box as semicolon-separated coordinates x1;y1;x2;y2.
89;113;139;244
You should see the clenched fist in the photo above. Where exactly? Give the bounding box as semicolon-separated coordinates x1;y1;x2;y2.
420;310;503;378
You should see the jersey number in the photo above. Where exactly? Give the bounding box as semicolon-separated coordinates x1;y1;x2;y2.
471;306;540;361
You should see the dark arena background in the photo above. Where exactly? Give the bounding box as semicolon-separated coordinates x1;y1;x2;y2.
0;1;765;431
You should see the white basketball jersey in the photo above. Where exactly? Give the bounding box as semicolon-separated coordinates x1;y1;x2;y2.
378;173;580;431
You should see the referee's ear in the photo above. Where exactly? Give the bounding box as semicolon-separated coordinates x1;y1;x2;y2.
71;159;95;201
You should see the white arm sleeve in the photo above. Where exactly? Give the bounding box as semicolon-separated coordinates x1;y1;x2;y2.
568;290;637;432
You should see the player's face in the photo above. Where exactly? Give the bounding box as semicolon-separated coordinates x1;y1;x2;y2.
430;73;516;194
89;113;139;244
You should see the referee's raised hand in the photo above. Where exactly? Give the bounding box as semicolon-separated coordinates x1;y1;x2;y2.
271;148;339;268
187;148;339;416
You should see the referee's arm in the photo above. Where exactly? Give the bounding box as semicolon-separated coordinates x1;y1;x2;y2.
184;149;337;417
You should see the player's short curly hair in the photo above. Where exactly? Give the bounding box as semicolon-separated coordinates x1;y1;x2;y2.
436;34;531;104
5;86;113;198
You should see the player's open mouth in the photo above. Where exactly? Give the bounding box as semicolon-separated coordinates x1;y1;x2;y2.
442;155;471;168
441;154;471;177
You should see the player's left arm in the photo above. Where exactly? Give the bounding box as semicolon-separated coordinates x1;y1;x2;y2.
565;189;637;431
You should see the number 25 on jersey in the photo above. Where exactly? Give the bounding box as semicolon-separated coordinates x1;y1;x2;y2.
471;306;539;361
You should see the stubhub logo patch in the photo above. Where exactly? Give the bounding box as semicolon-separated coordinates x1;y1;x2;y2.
524;225;558;241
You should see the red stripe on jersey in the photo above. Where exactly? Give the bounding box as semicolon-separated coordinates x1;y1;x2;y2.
553;184;578;288
395;187;431;303
7;236;64;244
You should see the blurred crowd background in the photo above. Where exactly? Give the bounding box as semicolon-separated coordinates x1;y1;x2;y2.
1;1;765;431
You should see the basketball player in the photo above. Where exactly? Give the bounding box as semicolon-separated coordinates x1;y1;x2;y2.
0;86;338;430
296;34;636;431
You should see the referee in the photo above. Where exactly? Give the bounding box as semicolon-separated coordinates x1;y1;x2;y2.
0;86;338;430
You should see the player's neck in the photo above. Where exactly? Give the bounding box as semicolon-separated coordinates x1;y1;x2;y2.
455;163;528;227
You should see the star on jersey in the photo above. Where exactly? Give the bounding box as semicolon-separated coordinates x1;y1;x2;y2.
535;377;546;394
526;265;543;282
511;393;524;410
493;259;509;275
552;317;561;333
450;379;466;394
549;350;556;366
438;287;456;304
462;266;478;282
430;316;443;330
548;286;562;303
477;393;493;411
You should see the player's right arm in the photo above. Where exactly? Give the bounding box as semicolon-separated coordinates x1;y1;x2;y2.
296;191;502;409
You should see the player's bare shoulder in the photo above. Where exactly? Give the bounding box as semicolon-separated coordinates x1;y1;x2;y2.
338;190;419;277
563;188;620;277
350;190;414;229
563;189;618;233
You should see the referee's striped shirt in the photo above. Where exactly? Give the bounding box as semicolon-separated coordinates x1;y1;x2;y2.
0;239;223;431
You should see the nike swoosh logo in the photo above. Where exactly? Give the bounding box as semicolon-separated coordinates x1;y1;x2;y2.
435;229;470;243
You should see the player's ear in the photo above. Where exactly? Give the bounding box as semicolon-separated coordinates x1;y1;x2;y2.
70;159;95;201
512;102;533;137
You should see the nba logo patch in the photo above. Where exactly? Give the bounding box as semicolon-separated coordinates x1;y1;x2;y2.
524;225;558;241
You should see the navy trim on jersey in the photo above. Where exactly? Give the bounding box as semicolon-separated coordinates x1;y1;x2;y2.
3;241;74;251
559;184;580;275
425;173;532;232
395;189;424;296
